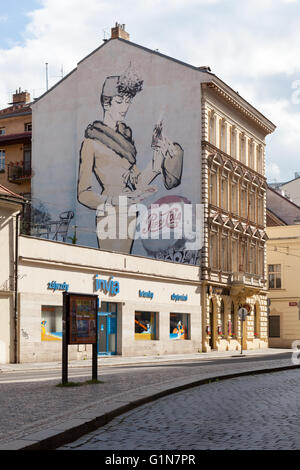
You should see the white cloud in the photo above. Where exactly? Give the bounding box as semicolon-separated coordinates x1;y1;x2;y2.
266;162;281;182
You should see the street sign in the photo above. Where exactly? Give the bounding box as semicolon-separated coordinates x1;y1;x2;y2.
238;307;248;321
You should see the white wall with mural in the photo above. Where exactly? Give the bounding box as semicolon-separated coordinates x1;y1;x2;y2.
32;39;207;265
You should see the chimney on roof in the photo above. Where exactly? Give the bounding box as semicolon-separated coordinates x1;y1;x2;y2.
12;89;31;105
111;22;130;41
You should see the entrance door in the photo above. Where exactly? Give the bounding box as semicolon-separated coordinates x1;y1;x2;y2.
98;302;118;356
209;299;215;350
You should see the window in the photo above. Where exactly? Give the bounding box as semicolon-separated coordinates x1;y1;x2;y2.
220;177;228;211
256;145;263;174
231;181;238;214
230;126;236;158
248;140;254;169
0;128;5;135
41;306;63;341
219;119;226;152
249;191;255;222
208;111;216;145
209;170;218;206
0;150;5;172
239;134;246;164
24;123;32;132
23;145;31;173
231;238;238;273
210;232;219;269
249;244;256;275
221;236;229;271
269;315;280;338
170;313;190;340
240;187;247;218
268;264;281;289
135;311;157;340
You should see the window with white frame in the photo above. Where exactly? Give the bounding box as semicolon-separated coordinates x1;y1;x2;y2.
268;264;281;289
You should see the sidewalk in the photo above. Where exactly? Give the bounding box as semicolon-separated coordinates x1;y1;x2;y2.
0;347;292;372
0;348;296;450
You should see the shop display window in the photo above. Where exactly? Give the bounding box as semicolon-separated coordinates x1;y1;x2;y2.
41;306;63;341
170;313;190;340
135;311;157;340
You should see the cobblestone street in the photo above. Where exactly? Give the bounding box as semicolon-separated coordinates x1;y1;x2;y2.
61;369;300;450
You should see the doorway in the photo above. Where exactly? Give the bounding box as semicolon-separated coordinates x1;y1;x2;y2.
209;299;215;350
98;302;118;356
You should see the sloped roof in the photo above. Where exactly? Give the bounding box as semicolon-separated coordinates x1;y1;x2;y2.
0;184;25;203
267;186;300;225
30;38;275;132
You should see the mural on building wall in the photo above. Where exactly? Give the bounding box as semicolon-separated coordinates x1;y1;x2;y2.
77;63;185;255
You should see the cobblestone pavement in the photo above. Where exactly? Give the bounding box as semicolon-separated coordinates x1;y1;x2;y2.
0;353;293;446
61;369;300;450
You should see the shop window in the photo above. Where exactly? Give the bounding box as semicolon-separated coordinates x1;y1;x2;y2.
268;264;281;289
170;313;190;340
269;315;280;338
135;311;157;340
41;306;63;341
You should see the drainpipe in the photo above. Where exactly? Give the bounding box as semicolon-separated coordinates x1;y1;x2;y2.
14;212;20;364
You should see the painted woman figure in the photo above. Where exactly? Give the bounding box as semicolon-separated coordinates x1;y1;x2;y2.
77;64;183;253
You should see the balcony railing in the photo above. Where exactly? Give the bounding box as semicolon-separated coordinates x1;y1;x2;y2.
8;161;31;183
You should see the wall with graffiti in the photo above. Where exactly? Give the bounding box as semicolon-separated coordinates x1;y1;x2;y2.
32;39;205;265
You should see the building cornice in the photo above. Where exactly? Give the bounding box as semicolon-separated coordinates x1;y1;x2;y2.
202;81;276;135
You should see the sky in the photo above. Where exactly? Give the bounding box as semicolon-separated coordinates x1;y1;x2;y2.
0;0;300;183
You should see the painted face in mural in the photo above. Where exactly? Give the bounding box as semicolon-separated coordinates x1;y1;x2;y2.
103;94;133;127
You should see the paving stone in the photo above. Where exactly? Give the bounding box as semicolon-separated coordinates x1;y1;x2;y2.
62;369;300;450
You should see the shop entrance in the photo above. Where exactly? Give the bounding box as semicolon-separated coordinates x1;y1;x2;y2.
98;302;118;356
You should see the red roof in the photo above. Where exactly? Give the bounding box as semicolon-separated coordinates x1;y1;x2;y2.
0;104;31;117
0;184;25;201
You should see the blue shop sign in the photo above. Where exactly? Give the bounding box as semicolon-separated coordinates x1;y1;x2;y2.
47;281;69;292
171;293;188;302
95;275;120;295
139;290;154;299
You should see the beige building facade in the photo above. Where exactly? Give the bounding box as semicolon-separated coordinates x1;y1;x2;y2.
201;81;275;352
0;185;24;364
267;225;300;348
1;230;202;364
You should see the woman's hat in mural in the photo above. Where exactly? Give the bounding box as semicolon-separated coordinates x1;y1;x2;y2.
102;63;143;99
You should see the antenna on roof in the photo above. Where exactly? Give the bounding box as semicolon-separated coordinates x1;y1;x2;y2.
103;29;109;42
45;63;49;91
